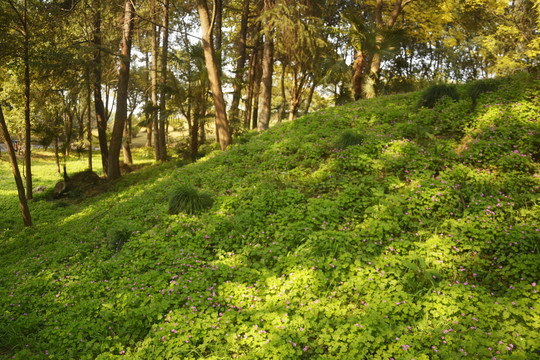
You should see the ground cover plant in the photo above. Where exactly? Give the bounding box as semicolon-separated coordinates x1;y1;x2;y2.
1;73;539;359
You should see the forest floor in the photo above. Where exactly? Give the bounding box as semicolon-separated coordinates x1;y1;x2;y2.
0;73;539;359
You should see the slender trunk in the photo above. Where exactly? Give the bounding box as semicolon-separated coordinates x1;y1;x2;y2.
86;68;92;171
0;104;32;227
93;5;109;177
258;33;274;131
288;69;304;121
191;113;199;162
252;48;263;130
197;0;231;150
122;113;133;165
64;111;73;157
54;134;60;174
144;52;152;147
151;0;161;160
303;78;316;115
277;62;286;123
215;0;223;77
158;0;169;161
244;43;258;128
23;0;32;200
213;0;223;142
107;0;135;180
229;0;250;123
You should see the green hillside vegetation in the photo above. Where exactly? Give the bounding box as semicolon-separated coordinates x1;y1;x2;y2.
1;73;539;359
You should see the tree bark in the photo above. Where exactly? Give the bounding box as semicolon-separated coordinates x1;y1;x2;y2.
158;0;169;161
64;110;73;157
197;0;231;150
23;0;32;200
122;113;133;165
151;0;162;160
144;52;152;147
277;62;286;123
258;29;274;131
93;5;109;177
303;77;316;115
244;43;258;128
0;104;32;226
107;0;134;180
252;46;263;130
353;51;366;100
229;0;250;124
86;68;92;171
54;134;60;174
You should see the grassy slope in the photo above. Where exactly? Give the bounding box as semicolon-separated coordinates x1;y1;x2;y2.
1;73;539;359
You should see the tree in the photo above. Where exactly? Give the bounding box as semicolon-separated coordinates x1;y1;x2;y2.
258;0;275;131
0;103;32;227
197;0;231;150
108;0;135;180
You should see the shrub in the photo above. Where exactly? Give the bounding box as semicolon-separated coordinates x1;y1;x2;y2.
418;83;459;108
335;129;363;149
168;185;213;215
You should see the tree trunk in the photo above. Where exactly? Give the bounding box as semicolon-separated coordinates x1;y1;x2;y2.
252;48;263;130
303;78;316;116
64;111;73;157
214;0;223;76
258;32;274;131
86;68;92;171
190;113;199;162
278;62;286;123
122;113;133;165
0;104;32;227
197;0;231;150
23;0;32;200
244;43;259;128
229;0;250;124
144;52;152;147
54;134;60;174
352;51;366;101
93;5;109;177
151;0;162;160
107;0;135;180
158;0;169;161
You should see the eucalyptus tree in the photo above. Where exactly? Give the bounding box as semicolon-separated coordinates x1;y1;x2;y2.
197;0;231;150
0;103;32;227
107;0;136;180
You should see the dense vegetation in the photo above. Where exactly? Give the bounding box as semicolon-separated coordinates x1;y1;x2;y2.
1;73;539;359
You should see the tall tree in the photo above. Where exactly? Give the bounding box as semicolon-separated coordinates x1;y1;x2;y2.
0;103;32;227
229;0;250;124
157;0;169;161
92;2;109;177
108;0;135;180
258;0;275;131
197;0;231;150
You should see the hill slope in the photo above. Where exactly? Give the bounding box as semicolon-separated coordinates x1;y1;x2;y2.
1;73;539;359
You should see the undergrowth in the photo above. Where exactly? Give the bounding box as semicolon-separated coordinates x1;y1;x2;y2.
0;73;539;360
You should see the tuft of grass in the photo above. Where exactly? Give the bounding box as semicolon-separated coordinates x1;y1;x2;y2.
468;78;501;109
168;185;213;215
335;129;363;149
418;83;459;108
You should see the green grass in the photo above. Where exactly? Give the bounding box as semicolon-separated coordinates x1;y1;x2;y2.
1;72;539;359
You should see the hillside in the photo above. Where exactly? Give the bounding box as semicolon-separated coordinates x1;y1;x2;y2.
1;73;539;359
